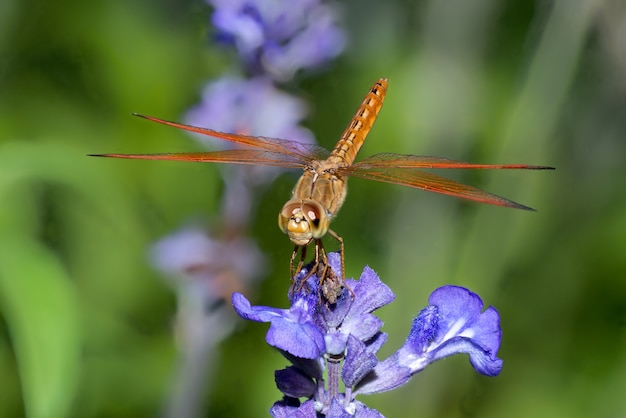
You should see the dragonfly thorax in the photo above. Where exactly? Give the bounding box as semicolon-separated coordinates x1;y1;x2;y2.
278;199;330;246
291;162;348;220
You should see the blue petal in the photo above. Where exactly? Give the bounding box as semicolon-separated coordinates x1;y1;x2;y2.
321;295;352;329
364;332;387;355
350;266;395;314
427;334;504;377
353;403;385;418
328;397;352;417
400;286;503;376
342;314;384;344
327;397;385;417
428;285;485;340
267;319;325;359
270;398;316;418
340;265;394;341
232;292;288;322
279;351;325;380
353;354;412;395
342;336;378;388
405;305;438;353
232;292;325;358
275;366;316;398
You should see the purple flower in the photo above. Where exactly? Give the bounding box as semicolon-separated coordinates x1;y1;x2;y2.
354;287;503;396
185;76;313;149
232;289;326;359
208;0;346;80
231;253;503;416
150;223;268;418
151;225;265;302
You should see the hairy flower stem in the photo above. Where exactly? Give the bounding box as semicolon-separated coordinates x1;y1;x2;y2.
327;354;342;403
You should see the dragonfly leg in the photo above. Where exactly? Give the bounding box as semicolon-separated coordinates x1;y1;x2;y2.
326;229;355;300
291;245;305;292
315;240;352;304
294;244;319;293
290;244;305;280
327;229;345;282
316;239;329;284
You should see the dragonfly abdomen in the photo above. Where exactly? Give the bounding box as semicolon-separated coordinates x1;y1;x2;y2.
329;78;388;166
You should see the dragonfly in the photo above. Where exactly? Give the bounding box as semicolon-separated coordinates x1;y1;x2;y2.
91;78;553;297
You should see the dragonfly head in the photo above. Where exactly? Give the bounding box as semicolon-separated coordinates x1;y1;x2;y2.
278;199;330;246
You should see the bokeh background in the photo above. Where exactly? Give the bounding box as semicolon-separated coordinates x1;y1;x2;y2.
1;0;625;417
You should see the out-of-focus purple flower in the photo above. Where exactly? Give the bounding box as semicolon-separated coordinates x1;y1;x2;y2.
185;76;313;148
231;253;503;416
208;0;346;80
151;225;266;418
152;224;265;303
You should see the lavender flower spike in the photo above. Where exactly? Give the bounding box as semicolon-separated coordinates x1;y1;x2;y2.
209;0;346;80
232;254;503;416
185;77;313;151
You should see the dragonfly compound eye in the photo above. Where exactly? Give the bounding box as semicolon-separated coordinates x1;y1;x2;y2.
277;199;311;245
301;200;329;239
278;199;330;245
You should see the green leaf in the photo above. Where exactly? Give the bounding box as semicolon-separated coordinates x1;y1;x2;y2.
0;236;81;418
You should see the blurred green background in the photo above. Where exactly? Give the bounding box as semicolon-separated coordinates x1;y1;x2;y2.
1;0;625;417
